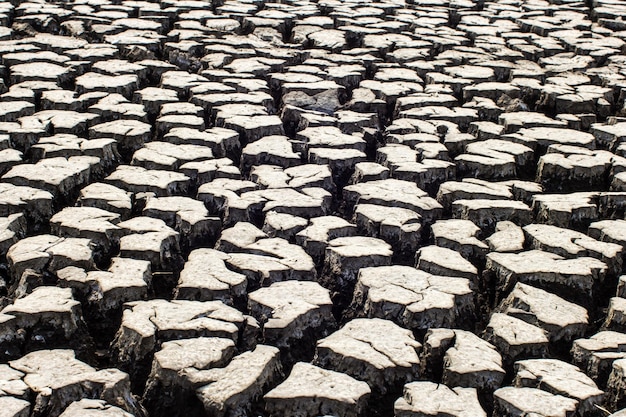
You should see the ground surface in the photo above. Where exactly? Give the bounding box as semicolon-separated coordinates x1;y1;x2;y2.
1;0;626;416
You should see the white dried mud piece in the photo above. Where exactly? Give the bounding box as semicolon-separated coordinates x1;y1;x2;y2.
537;146;614;192
0;397;29;417
75;73;138;99
589;219;626;249
89;93;147;123
105;165;189;197
19;111;101;138
146;337;235;391
222;115;284;145
416;245;478;281
3;50;69;67
89;119;151;155
216;222;269;253
0;213;26;257
603;297;626;332
314;318;420;394
394;382;487;417
484;313;549;365
59;399;134;417
486;250;607;305
463;81;519;102
249;280;334;351
196;178;257;215
237;238;316;280
9;349;141;417
117;217;181;271
499;111;567;133
155;114;205;138
524;224;623;276
131;141;213;171
351;266;474;331
494;387;578;417
1;286;83;342
77;183;132;219
452;199;532;232
251;164;334;192
264;362;370;417
163;128;240;159
180;158;240;186
507;127;595;151
295;216;357;263
591;121;626;149
193;345;281;417
0;183;53;224
262;211;308;240
50;206;122;254
386;158;456;193
0;148;22;175
323;236;392;289
606;359;626;411
514;359;604;416
7;234;94;282
142;195;220;247
441;329;506;391
30;135;118;167
174;248;246;305
349;162;389;184
354;204;422;257
431;219;488;260
572;331;626;385
57;256;151;312
455;139;534;180
436;179;516;212
0;361;29;399
213;103;268;127
297;126;366;153
2;156;99;199
241;135;300;173
496;282;588;344
224;187;331;225
111;299;254;369
487;221;525;253
308;147;367;181
531;192;601;229
343;179;442;223
0;101;34;122
395;93;458;113
39;90;84;112
133;87;178;115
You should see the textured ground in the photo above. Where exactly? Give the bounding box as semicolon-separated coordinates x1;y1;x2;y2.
1;0;626;416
